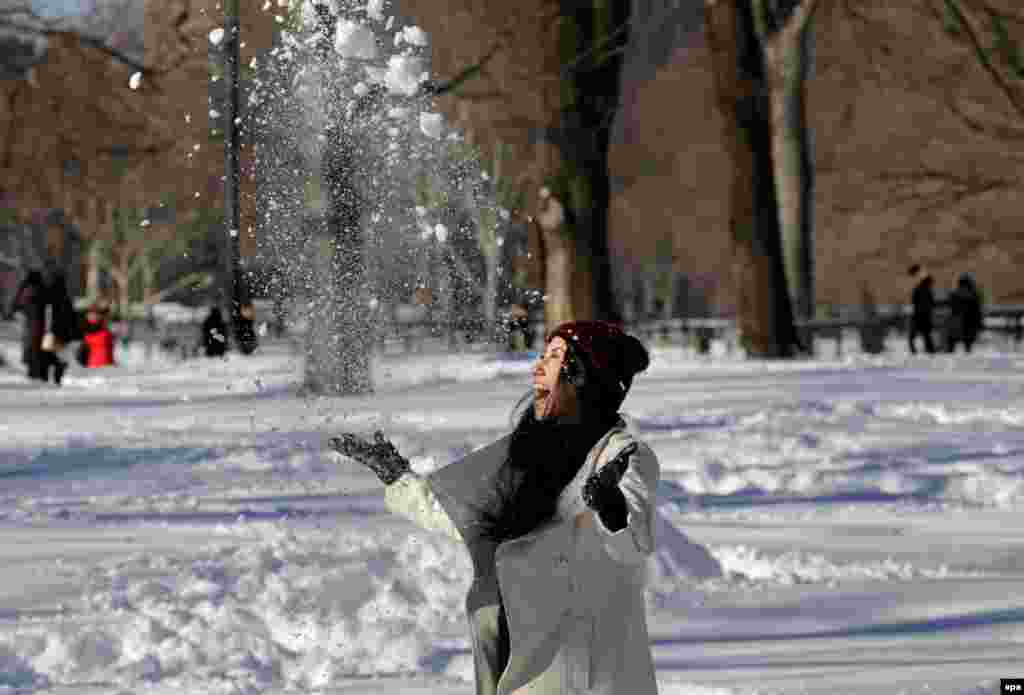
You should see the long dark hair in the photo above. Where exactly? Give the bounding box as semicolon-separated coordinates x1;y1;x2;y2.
477;374;619;543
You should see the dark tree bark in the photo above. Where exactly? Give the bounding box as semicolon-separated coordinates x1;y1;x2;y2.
756;0;819;325
705;0;801;358
535;0;630;331
223;0;255;353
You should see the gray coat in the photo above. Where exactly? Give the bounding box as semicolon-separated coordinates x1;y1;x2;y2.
385;421;660;695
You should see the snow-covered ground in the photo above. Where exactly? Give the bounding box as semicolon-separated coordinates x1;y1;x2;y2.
1;323;1023;694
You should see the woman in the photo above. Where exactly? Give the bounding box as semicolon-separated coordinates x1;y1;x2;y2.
332;320;659;695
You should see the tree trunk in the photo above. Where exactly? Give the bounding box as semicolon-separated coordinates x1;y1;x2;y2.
481;147;503;334
536;191;576;331
85;242;102;302
535;0;630;332
223;0;246;342
111;258;131;318
763;1;816;324
141;256;155;307
303;125;373;395
705;0;801;358
483;243;499;333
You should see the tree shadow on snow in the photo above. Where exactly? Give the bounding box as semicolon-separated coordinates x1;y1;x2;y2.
0;444;214;481
651;604;1024;657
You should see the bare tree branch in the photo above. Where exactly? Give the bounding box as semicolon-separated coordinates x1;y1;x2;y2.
760;0;823;44
861;166;1018;230
1;4;148;74
422;44;501;96
1;84;25;171
938;0;1024;119
943;82;1024;140
958;0;1024;27
792;0;823;33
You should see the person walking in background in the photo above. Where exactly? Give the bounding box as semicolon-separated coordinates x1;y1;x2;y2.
7;269;47;380
907;264;937;355
946;273;984;353
331;321;659;695
200;307;228;357
79;304;116;368
235;302;258;355
38;268;79;386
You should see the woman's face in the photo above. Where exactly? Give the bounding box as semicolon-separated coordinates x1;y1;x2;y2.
532;336;578;420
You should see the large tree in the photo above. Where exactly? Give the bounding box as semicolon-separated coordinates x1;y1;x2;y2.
532;0;631;330
705;0;806;357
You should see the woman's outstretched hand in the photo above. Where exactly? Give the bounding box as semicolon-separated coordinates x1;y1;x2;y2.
328;430;410;485
581;442;638;532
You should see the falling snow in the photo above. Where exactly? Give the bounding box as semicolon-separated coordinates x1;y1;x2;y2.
419;111;443;139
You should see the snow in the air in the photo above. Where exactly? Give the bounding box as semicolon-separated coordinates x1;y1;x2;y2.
396;26;429;48
364;0;386;22
334;20;378;60
419;111;443;139
381;54;426;97
2;322;1024;695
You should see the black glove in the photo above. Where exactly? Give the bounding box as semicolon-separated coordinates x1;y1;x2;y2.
328;430;411;485
581;442;638;532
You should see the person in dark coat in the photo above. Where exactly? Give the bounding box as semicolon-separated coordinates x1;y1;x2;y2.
235;303;258;355
331;321;660;695
8;270;48;380
946;273;984;353
39;270;79;385
200;307;229;357
907;264;937;355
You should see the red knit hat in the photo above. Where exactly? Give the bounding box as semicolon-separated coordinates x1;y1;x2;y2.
546;320;650;405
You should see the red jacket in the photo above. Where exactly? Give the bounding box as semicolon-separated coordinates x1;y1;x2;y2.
83;323;115;367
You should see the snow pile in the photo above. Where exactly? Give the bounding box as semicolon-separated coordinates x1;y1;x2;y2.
0;643;48;691
877;402;1024;428
948;470;1024;509
0;523;471;691
710;545;961;586
4;332;1024;692
658;683;746;695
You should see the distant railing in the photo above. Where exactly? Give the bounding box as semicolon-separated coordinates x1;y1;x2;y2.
368;305;1024;358
61;303;1024;361
792;305;1024;358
